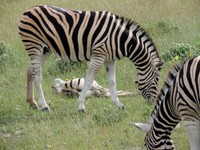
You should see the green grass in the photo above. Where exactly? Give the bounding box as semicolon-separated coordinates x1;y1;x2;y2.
0;0;199;149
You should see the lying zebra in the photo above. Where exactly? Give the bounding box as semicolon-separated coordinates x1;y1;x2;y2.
133;56;200;150
53;78;136;98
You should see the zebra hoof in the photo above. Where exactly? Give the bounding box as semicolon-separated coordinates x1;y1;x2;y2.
77;109;85;113
119;105;125;110
42;107;51;112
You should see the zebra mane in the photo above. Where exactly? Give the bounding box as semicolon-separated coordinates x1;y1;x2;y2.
119;17;161;64
149;62;185;124
120;17;154;45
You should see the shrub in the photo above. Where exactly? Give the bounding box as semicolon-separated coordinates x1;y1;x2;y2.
0;42;9;61
195;33;200;49
0;42;10;70
46;57;87;76
161;42;200;62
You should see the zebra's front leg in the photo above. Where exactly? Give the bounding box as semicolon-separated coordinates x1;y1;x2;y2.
104;61;124;109
77;55;104;112
183;120;200;150
77;77;93;112
27;66;38;109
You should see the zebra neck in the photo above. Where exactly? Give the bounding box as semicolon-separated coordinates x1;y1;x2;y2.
127;38;159;75
149;84;170;124
148;85;181;149
148;64;183;124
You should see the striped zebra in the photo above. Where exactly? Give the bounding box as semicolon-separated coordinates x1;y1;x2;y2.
133;56;200;150
53;78;135;98
19;5;163;112
53;77;108;97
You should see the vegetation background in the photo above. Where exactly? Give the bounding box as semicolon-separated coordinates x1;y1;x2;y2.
0;0;199;149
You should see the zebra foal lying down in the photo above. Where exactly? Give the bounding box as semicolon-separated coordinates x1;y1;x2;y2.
133;56;200;150
53;78;136;98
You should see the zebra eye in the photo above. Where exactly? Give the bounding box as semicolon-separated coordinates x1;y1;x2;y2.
135;75;139;85
135;80;138;84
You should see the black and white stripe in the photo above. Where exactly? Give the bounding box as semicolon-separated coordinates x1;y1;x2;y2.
19;5;163;111
53;78;135;98
134;56;200;150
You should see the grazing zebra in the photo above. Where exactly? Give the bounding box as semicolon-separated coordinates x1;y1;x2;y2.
19;5;163;112
53;78;136;98
133;56;200;150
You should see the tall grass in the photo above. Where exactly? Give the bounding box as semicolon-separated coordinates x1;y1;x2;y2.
0;0;199;149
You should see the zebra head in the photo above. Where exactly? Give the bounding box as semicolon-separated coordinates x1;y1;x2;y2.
144;133;174;150
133;122;174;150
53;78;66;93
135;61;163;101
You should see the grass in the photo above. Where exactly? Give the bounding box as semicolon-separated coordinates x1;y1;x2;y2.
0;0;199;149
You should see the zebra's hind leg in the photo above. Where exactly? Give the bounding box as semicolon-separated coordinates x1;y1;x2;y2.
77;55;105;112
34;66;50;111
27;66;38;109
104;61;124;109
183;120;200;150
29;47;51;111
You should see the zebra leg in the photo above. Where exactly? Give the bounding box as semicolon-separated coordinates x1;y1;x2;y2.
77;55;104;112
183;120;200;150
104;61;124;109
34;67;50;111
30;47;51;111
27;66;38;109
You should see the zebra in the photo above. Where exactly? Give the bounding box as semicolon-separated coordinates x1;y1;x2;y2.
18;5;163;112
53;77;108;97
53;78;136;98
133;56;200;150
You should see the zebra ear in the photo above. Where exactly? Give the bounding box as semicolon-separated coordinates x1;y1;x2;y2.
132;122;151;132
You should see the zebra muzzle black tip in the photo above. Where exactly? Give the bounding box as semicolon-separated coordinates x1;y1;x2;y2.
119;105;125;110
42;107;51;112
77;109;86;113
